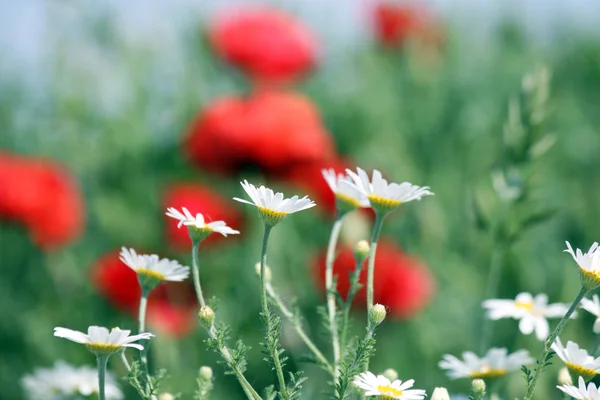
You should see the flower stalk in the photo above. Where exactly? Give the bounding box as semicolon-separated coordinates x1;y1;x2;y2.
524;287;588;400
366;213;386;326
96;355;108;400
325;214;344;376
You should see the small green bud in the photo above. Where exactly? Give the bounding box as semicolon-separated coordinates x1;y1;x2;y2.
199;366;213;381
382;368;398;381
558;367;572;386
198;306;215;328
254;262;272;282
354;240;370;263
471;379;486;395
431;387;450;400
369;304;386;327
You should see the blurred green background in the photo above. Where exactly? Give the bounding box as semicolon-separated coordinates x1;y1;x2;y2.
2;1;600;399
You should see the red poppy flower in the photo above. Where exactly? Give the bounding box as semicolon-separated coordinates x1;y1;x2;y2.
162;183;244;250
210;7;317;83
373;2;441;48
0;152;84;249
184;90;335;175
313;240;434;318
92;250;198;337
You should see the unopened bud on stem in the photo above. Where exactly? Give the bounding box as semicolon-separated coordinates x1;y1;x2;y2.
431;387;450;400
369;304;386;327
199;365;213;381
382;368;398;381
471;379;486;395
354;240;370;263
199;306;215;328
254;262;272;282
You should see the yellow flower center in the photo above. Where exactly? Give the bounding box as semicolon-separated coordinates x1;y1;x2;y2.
376;385;403;398
566;362;598;381
368;194;402;213
515;300;534;311
580;268;600;290
335;192;363;210
136;268;166;281
86;343;121;354
469;364;507;379
257;206;288;227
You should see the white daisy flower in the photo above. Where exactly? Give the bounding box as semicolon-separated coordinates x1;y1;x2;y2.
54;326;154;356
482;292;572;340
165;206;240;242
565;241;600;290
119;247;189;290
21;361;123;400
552;337;600;381
345;167;433;214
558;376;600;400
439;347;533;379
581;294;600;334
321;168;369;212
353;371;426;399
233;180;316;226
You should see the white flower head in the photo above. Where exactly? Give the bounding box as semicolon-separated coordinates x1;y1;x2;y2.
581;294;600;334
233;180;316;226
21;361;123;400
165;206;240;243
565;241;600;290
353;371;426;399
54;326;154;356
552;337;600;382
439;347;533;380
321;168;369;212
482;292;572;340
119;247;189;291
345;167;433;214
558;376;600;400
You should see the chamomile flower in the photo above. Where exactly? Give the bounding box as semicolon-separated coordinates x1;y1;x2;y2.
54;326;154;356
21;361;123;400
581;294;600;334
482;292;571;340
558;376;600;400
233;180;316;226
321;168;369;213
353;371;426;399
119;247;189;291
345;167;433;214
439;348;533;380
552;338;600;381
165;206;240;242
565;241;600;290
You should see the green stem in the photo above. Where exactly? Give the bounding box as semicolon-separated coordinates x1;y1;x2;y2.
266;282;334;375
137;291;153;393
191;243;262;400
480;247;504;353
366;213;385;326
325;216;344;376
97;355;108;400
340;260;364;357
191;243;206;308
259;226;288;399
524;287;587;400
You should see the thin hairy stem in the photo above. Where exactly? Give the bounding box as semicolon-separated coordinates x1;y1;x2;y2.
191;242;262;400
325;215;344;376
480;247;504;353
524;287;587;400
97;355;108;400
366;213;385;326
340;260;364;355
259;226;289;399
266;282;334;375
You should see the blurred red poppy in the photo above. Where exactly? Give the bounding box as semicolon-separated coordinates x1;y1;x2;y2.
92;250;197;337
313;240;434;318
0;152;84;249
373;1;442;48
184;90;335;175
210;7;317;83
162;183;244;250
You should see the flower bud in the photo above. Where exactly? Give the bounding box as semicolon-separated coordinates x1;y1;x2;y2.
254;262;272;282
158;394;175;400
431;387;450;400
558;367;572;386
354;240;370;263
199;366;213;381
369;304;386;327
382;368;398;381
471;379;486;395
198;306;215;328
